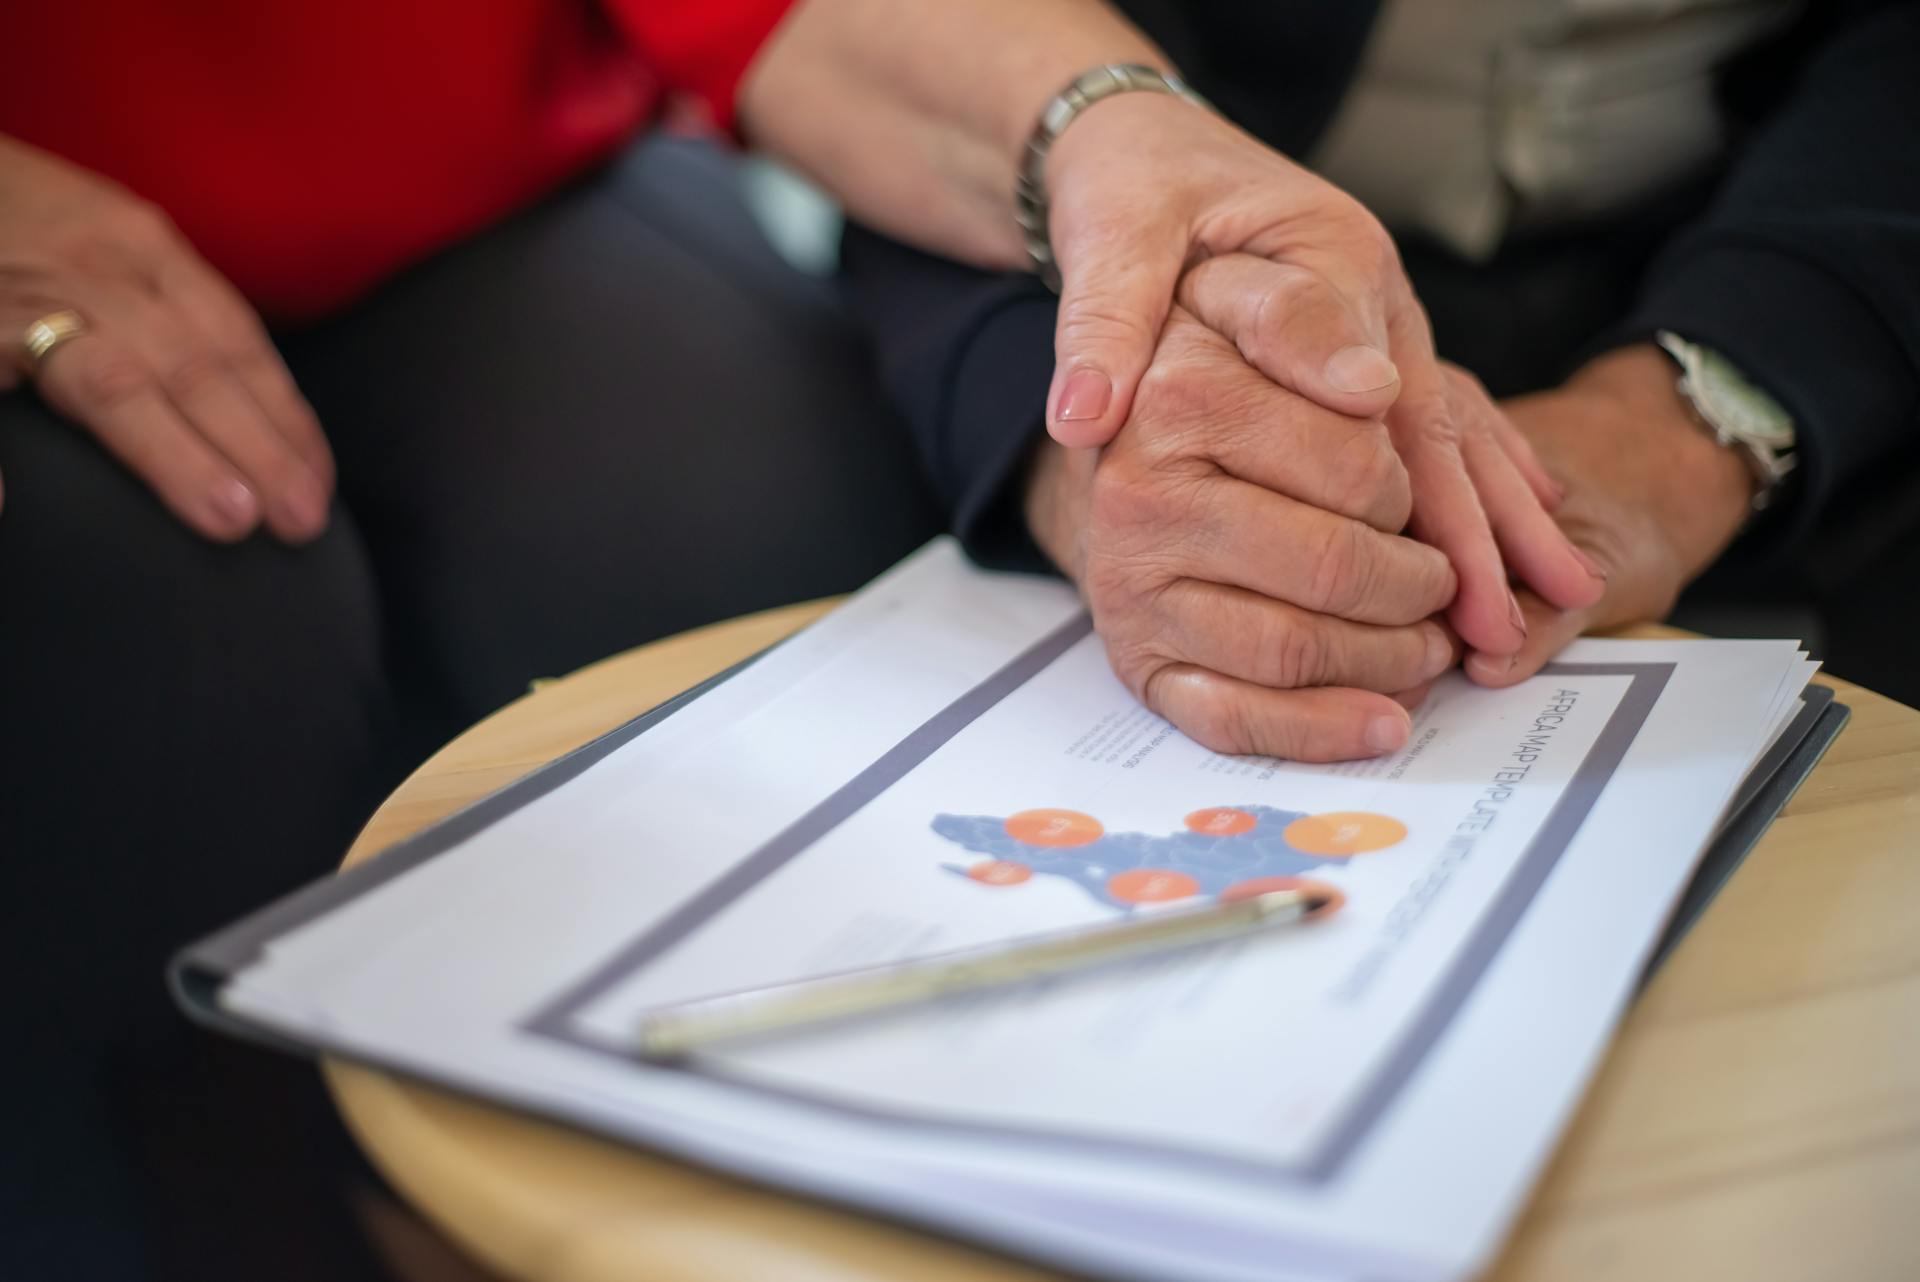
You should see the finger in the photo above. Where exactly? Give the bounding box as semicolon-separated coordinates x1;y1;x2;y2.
1142;663;1414;762
1149;579;1457;692
33;331;262;541
0;282;79;393
1486;407;1562;511
1178;252;1401;422
107;286;328;542
1046;215;1186;447
153;250;335;490
1464;590;1589;688
1143;315;1412;533
1180;477;1455;624
1460;425;1605;613
1384;303;1522;656
1440;363;1562;511
1391;679;1437;711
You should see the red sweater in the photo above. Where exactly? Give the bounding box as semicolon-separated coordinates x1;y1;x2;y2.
0;1;791;320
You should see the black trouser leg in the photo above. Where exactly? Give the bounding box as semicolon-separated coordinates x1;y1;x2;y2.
2;132;944;1281
0;391;399;1281
285;136;944;733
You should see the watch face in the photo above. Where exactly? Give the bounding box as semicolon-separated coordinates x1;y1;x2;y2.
1659;332;1797;451
1693;347;1796;446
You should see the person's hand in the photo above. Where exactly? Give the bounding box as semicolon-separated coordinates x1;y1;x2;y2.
0;135;331;540
1025;305;1462;762
1452;345;1757;687
1038;95;1604;656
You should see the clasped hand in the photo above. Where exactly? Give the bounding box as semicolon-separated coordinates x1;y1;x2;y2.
1030;97;1617;759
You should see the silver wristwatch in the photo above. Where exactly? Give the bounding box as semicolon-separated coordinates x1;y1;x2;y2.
1014;64;1211;291
1655;330;1798;511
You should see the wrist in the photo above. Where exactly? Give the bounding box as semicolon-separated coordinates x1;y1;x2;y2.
1038;66;1191;170
997;45;1174;176
1011;64;1199;287
1569;344;1753;572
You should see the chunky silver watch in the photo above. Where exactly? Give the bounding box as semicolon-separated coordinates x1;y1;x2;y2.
1655;330;1799;511
1014;64;1211;290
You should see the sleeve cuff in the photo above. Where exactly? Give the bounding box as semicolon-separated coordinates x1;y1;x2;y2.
1599;240;1918;532
938;293;1058;573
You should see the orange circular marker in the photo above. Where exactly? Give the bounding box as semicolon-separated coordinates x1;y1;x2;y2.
1221;875;1346;919
1185;806;1257;836
1283;811;1407;857
967;860;1032;886
1005;808;1104;848
1107;868;1201;904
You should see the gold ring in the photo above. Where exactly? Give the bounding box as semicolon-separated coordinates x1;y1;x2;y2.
18;309;90;376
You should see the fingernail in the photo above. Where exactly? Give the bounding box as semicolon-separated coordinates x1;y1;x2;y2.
1468;652;1517;682
1507;590;1528;637
1572;546;1609;581
1324;345;1400;394
1366;712;1410;755
1547;478;1568;507
1055;368;1112;423
213;479;258;525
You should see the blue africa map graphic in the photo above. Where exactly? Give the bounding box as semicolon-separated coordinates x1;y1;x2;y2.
931;804;1405;911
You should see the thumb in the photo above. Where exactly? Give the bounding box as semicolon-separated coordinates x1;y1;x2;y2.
1179;253;1402;422
1046;222;1185;448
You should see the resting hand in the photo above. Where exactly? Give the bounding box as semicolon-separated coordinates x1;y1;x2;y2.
1453;345;1756;686
0;135;330;541
1042;98;1605;654
1025;306;1460;762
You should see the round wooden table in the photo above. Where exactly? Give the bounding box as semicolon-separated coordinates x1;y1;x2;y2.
329;602;1920;1282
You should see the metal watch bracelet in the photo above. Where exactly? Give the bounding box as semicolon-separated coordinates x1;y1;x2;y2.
1014;63;1212;291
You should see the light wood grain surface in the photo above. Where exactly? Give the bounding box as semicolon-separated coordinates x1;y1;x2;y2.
328;601;1920;1282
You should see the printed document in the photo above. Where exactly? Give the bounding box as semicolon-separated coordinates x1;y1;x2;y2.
212;540;1819;1282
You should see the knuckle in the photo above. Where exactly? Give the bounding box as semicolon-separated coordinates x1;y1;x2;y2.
1058;294;1155;354
1148;668;1247;755
1245;272;1303;365
1246;268;1285;335
209;314;269;358
160;352;230;404
1268;619;1326;689
1343;206;1400;279
1245;267;1345;369
1306;518;1370;617
1441;360;1488;402
1328;429;1412;530
1400;406;1462;457
1082;536;1179;633
1108;640;1160;699
115;199;177;250
1134;345;1217;425
0;262;63;310
74;351;151;411
1085;460;1163;536
1415;546;1459;613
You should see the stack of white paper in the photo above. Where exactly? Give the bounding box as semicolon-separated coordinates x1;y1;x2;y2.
214;540;1818;1282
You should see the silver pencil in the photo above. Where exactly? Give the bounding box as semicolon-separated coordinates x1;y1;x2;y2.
636;887;1331;1061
